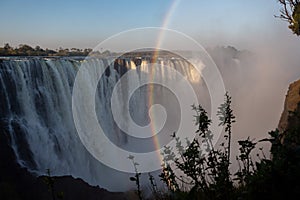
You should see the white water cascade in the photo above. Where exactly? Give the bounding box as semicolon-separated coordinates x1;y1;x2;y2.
0;56;207;191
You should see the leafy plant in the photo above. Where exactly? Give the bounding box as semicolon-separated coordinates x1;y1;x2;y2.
128;155;143;200
129;93;300;200
43;169;64;200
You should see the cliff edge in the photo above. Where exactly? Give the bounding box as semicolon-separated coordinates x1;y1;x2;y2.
0;122;129;200
278;79;300;136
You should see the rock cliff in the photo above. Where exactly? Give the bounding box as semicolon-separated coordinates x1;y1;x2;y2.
278;80;300;133
0;123;129;200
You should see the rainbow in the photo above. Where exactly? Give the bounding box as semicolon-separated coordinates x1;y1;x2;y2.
148;0;181;163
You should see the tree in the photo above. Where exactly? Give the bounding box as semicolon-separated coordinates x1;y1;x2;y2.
277;0;300;35
1;43;15;55
17;44;34;56
4;43;12;50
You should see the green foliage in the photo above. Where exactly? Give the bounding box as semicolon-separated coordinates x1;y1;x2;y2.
129;92;300;199
242;128;300;199
0;43;93;56
234;137;256;187
217;92;235;163
277;1;300;36
0;181;20;200
128;155;143;200
43;169;64;200
129;93;237;199
289;3;300;35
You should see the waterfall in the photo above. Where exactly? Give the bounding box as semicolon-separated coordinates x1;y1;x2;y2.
0;56;206;191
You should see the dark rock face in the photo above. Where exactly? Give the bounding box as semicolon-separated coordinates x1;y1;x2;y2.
37;176;127;200
278;80;300;146
0;122;128;200
278;79;300;131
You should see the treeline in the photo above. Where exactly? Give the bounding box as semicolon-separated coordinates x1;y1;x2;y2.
0;43;93;56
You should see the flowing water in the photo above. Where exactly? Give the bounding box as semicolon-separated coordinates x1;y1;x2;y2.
0;55;207;191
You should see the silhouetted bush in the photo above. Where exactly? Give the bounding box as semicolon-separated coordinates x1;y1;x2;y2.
130;93;300;200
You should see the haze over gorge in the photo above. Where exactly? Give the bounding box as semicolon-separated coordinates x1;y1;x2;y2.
1;0;300;199
0;45;297;188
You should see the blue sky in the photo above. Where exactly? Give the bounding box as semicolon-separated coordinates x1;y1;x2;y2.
0;0;299;50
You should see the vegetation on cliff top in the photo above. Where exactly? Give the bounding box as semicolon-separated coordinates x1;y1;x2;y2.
277;0;300;35
0;43;97;57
